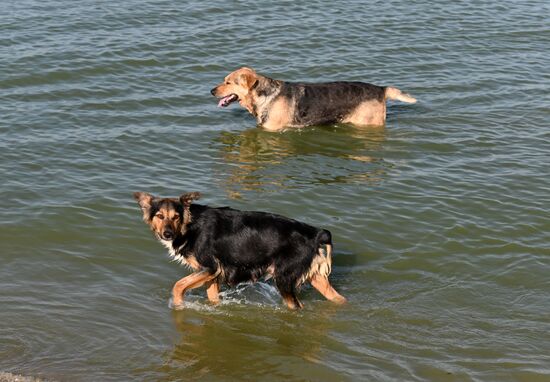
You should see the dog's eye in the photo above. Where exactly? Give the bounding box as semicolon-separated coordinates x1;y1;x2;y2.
156;214;164;220
172;214;180;221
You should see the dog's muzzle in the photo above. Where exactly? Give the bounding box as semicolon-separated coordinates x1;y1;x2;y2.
162;230;174;240
217;94;238;107
211;87;239;108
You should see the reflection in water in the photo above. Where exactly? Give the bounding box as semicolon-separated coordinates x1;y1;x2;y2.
159;304;342;382
215;125;390;198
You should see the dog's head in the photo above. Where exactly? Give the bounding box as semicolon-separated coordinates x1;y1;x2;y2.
133;192;201;242
210;67;261;110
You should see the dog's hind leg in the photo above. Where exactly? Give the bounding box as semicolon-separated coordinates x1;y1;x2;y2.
205;277;221;304
310;274;347;305
172;269;220;307
280;291;304;310
276;279;304;310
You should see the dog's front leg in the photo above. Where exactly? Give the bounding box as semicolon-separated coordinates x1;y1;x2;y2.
172;270;219;308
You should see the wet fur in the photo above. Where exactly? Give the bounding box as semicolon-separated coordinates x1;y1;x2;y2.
211;67;416;130
134;192;346;309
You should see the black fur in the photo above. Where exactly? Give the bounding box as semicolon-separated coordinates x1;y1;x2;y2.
174;204;332;296
278;81;386;126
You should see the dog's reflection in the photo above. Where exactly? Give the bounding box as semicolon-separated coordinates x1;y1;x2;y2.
161;302;342;381
215;125;389;198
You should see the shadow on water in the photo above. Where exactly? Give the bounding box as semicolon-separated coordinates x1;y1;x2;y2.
152;303;346;382
214;124;390;199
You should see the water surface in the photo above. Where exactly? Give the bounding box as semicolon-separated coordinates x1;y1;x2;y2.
1;1;549;381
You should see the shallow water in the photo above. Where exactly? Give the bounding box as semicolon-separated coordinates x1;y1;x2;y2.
1;1;549;381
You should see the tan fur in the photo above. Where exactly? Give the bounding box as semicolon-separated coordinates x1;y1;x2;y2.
134;192;201;240
296;244;347;305
135;192;154;222
310;274;347;304
205;278;221;304
282;293;304;310
213;67;416;131
212;67;291;131
212;67;260;115
172;268;221;307
385;86;417;103
180;192;201;208
184;254;201;271
134;192;184;238
298;244;332;286
262;97;294;131
342;100;387;126
150;207;181;236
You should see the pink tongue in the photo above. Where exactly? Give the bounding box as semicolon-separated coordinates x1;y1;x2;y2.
218;95;232;107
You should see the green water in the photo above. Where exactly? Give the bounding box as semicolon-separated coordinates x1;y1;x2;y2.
1;1;549;381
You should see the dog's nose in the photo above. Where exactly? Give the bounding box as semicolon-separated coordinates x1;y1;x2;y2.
210;87;217;96
162;231;174;240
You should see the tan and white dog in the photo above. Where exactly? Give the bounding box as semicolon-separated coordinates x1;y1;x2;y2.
211;67;416;131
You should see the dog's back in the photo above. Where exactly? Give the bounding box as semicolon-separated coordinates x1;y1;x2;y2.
281;81;386;126
184;204;330;285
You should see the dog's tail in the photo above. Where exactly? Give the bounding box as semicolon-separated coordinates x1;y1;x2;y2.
317;229;333;277
385;86;417;104
298;229;334;286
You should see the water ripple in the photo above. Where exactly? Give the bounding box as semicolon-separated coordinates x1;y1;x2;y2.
1;0;549;381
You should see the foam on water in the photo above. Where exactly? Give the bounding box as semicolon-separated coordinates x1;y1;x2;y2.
168;282;282;312
218;282;282;307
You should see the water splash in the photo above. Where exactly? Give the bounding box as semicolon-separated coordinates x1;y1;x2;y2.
167;282;282;312
218;282;281;307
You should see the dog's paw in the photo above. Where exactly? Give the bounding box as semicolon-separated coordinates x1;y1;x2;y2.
169;297;185;310
332;295;347;305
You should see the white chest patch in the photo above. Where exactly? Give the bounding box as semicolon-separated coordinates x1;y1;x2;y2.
160;239;189;267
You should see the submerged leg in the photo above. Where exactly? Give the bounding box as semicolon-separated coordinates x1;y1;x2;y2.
276;278;304;310
280;291;304;310
310;274;347;304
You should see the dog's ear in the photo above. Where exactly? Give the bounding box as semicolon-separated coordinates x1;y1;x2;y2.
134;192;154;220
180;192;201;207
238;69;259;90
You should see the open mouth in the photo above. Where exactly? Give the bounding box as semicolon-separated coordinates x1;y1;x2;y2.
218;94;238;108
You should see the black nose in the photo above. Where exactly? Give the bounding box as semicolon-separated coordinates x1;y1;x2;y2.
162;231;174;240
210;88;216;96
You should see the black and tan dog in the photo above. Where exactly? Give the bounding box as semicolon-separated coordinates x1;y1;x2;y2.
211;67;416;131
134;191;346;309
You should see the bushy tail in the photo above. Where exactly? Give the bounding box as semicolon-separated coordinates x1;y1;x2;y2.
385;86;417;103
317;229;333;277
324;243;332;275
298;229;334;286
